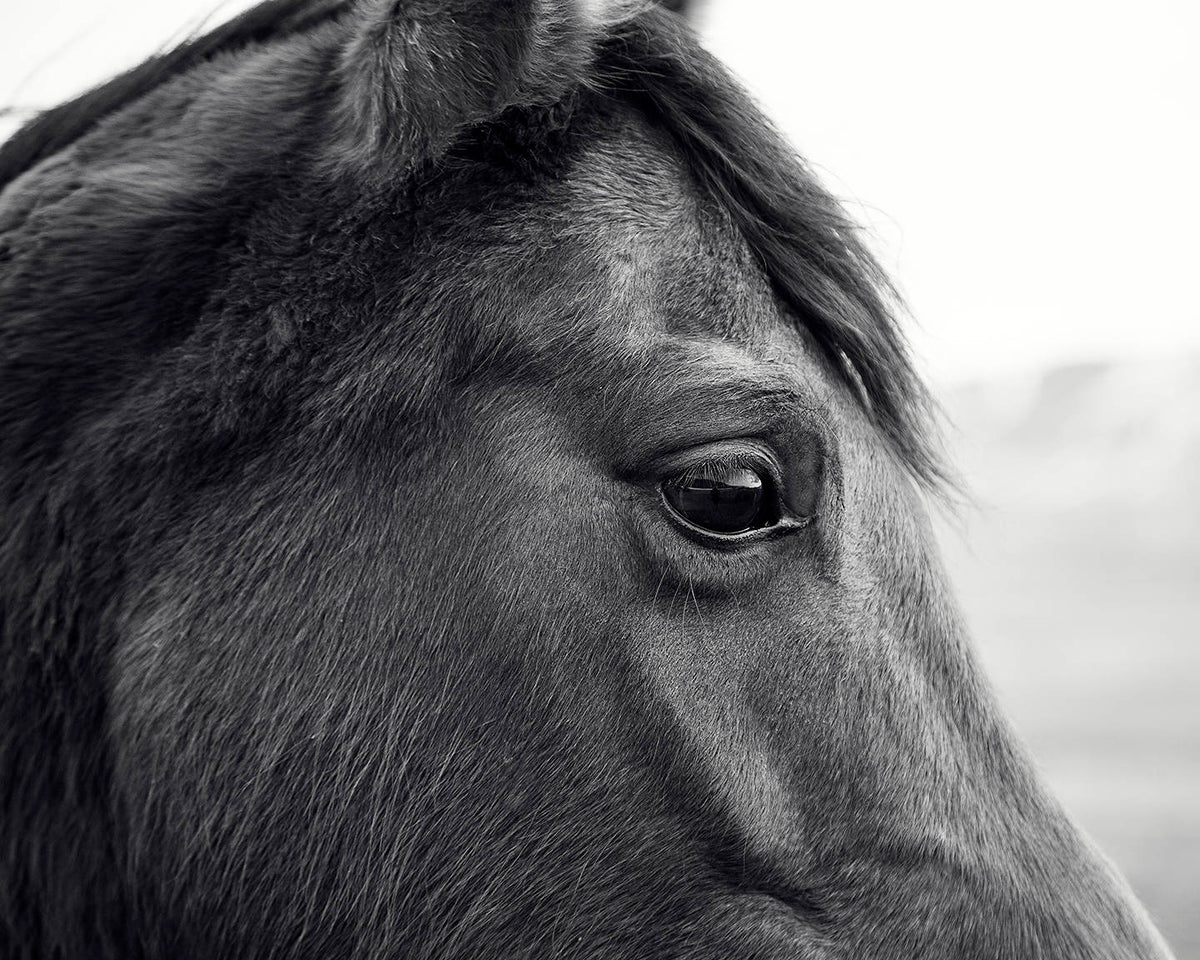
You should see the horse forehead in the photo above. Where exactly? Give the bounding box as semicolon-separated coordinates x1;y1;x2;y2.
550;114;786;353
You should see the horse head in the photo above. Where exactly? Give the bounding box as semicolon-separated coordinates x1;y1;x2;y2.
0;1;1175;957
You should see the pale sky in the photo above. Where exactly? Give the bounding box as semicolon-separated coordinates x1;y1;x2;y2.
3;0;1198;386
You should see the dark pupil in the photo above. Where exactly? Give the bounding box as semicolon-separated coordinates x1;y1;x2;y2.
664;466;766;534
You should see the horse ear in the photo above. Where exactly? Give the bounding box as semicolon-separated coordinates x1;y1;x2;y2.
331;0;623;173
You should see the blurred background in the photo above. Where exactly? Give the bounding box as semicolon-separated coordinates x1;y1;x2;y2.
3;0;1197;951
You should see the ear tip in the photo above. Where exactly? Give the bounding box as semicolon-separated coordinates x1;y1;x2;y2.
576;0;658;27
576;0;619;24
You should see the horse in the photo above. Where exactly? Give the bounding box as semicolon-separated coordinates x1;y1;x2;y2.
0;1;1177;957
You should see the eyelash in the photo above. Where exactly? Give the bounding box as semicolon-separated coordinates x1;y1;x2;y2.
671;449;769;484
656;439;782;482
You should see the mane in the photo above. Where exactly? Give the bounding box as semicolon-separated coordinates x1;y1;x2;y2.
597;12;947;491
0;0;349;192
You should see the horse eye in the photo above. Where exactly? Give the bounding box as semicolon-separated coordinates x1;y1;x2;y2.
662;464;776;535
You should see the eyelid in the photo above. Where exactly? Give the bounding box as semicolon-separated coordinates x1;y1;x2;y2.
651;438;785;491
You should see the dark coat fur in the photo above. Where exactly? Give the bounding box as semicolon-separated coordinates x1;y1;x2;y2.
0;2;1174;958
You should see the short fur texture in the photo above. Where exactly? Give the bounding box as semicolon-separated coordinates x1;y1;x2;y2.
0;2;1174;958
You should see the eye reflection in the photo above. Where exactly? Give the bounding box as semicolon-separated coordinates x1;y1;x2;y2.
662;464;774;534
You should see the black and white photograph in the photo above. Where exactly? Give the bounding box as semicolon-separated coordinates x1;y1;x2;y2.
2;1;1196;957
